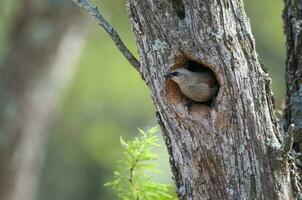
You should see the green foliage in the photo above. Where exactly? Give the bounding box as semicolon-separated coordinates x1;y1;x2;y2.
105;126;175;200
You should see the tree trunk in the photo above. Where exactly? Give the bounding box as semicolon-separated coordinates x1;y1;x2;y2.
283;0;302;195
127;0;295;199
0;1;87;200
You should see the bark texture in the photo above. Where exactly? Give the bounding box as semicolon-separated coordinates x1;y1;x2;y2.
283;0;302;196
283;0;302;147
127;0;294;199
0;1;87;200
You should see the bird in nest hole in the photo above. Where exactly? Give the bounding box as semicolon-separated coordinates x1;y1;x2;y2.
163;67;218;107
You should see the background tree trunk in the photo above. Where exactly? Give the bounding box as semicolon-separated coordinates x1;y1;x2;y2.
127;0;295;199
283;0;302;195
0;1;87;200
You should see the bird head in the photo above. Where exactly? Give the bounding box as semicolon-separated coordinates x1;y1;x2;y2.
163;68;191;84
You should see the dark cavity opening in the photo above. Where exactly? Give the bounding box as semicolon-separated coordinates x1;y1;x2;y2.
165;59;220;112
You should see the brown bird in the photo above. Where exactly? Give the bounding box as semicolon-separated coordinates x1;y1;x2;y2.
163;68;218;103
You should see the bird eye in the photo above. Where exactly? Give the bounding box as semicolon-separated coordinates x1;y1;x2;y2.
172;71;179;76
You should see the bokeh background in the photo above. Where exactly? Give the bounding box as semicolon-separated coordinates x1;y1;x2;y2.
0;0;285;200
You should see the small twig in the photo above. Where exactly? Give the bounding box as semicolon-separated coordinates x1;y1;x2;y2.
282;124;295;159
129;163;140;200
73;0;140;71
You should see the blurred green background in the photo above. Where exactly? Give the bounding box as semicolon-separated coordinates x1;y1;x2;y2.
0;0;285;199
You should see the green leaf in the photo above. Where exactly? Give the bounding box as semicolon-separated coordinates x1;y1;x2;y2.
104;125;176;199
120;137;129;149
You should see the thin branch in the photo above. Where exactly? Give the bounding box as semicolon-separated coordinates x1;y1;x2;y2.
73;0;140;71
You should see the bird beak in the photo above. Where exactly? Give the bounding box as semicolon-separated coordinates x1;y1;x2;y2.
163;72;174;78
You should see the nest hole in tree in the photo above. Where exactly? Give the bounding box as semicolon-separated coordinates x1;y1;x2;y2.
165;59;220;113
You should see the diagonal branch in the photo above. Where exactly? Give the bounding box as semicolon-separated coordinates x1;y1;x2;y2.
73;0;140;71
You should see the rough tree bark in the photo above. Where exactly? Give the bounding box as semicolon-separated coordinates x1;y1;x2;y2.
283;0;302;195
74;0;301;199
0;1;87;200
